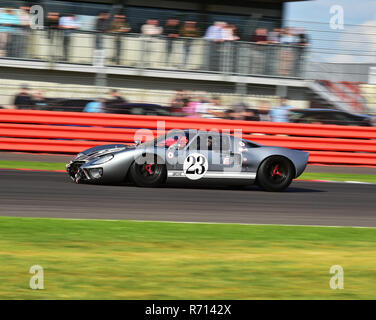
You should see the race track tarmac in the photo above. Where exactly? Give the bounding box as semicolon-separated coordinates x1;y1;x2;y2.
0;169;375;227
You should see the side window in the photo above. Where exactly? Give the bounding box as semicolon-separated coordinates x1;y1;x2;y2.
188;134;219;151
189;134;230;152
221;136;231;153
188;135;200;151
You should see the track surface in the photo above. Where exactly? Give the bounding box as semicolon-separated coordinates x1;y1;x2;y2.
2;152;376;174
0;169;375;227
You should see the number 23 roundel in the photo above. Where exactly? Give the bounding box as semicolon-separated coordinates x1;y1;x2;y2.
183;153;208;180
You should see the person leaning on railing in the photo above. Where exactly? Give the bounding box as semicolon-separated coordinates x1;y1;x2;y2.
95;12;110;50
164;18;180;66
179;21;200;68
0;8;21;57
46;12;60;40
59;13;80;61
110;14;131;65
17;5;31;59
204;22;225;72
140;19;163;68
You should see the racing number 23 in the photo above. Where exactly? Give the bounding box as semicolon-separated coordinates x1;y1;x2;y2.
183;153;208;180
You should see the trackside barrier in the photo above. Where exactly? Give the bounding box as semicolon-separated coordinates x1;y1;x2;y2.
1;109;376;166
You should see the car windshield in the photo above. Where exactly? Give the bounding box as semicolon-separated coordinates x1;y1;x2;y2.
142;131;189;148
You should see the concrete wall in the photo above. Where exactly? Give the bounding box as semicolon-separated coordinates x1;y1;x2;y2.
305;62;375;83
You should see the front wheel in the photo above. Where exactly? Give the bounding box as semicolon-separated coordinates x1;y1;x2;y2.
129;155;167;187
257;156;294;192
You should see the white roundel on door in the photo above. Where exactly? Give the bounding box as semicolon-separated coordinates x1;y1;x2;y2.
183;153;208;180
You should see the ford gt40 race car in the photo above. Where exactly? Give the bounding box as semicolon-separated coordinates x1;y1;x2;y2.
66;130;309;191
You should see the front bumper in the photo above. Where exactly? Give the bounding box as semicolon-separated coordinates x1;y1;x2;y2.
66;161;86;183
66;161;103;183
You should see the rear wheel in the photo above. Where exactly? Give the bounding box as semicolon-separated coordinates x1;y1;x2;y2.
129;155;166;187
257;156;294;192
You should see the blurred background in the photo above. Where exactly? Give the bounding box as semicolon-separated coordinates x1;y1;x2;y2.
0;0;375;126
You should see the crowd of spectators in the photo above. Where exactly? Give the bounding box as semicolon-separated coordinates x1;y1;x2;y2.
169;89;293;122
0;6;309;75
13;84;49;110
12;85;129;112
10;85;294;123
0;6;30;57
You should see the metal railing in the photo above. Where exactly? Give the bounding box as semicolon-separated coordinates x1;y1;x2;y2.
0;27;307;78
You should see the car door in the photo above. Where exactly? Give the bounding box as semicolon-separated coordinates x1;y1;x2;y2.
183;133;240;180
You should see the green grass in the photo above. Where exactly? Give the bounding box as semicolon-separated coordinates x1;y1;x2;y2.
0;217;375;299
0;160;66;171
299;172;376;183
0;160;375;183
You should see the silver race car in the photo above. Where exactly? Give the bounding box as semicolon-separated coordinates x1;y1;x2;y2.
66;129;309;191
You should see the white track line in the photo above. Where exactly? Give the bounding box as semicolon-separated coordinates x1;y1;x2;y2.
11;216;376;229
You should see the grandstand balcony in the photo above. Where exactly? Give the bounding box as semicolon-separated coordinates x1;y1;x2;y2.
0;29;307;79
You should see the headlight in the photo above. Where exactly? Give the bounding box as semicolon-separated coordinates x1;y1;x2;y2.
91;154;114;165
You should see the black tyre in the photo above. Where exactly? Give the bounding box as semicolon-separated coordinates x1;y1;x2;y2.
129;155;166;187
257;156;294;192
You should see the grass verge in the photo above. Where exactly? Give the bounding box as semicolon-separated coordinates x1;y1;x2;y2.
299;172;376;183
0;217;375;299
0;160;66;171
0;160;375;183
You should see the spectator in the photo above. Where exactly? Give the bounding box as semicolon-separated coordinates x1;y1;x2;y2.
32;90;48;110
46;12;60;60
164;18;180;65
110;14;131;64
267;28;281;44
0;8;20;57
17;6;30;58
203;96;227;119
140;19;163;67
14;84;33;109
204;21;224;41
46;12;60;40
280;28;297;44
84;99;105;113
222;24;239;41
204;22;225;71
251;28;268;44
195;92;211;118
295;29;309;77
106;89;128;112
269;97;293;122
227;102;247;120
257;100;272;121
170;89;186;115
297;30;309;47
179;21;200;68
278;28;295;76
183;96;199;118
59;14;80;61
222;24;239;73
95;12;110;50
250;28;268;74
243;107;260;121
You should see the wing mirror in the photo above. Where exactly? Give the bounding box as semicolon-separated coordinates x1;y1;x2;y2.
135;140;141;146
